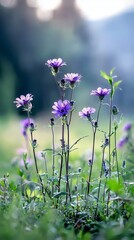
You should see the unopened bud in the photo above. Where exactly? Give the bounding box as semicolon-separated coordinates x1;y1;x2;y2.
32;139;37;148
122;160;126;168
78;167;81;173
50;118;54;126
70;100;74;106
88;159;92;166
30;123;34;131
112;105;119;115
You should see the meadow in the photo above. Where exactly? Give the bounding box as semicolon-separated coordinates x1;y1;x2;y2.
0;59;134;240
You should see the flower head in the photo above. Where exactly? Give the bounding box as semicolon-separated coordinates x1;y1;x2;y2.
20;118;34;137
117;136;128;148
79;107;96;120
123;123;132;132
64;73;81;88
45;58;66;75
52;100;72;118
14;94;33;111
91;87;110;100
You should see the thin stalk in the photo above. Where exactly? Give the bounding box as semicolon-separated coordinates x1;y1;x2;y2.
58;118;65;192
114;129;120;182
24;136;31;165
103;178;107;203
43;152;48;173
27;112;46;202
87;129;96;195
68;89;74;125
87;101;102;195
69;88;73;102
51;123;55;196
106;96;113;216
54;76;63;99
95;146;105;218
108;97;113;177
65;120;71;203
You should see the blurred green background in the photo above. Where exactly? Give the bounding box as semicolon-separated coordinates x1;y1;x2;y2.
0;0;134;174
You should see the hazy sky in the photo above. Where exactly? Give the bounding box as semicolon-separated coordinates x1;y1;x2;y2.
1;0;134;21
76;0;134;21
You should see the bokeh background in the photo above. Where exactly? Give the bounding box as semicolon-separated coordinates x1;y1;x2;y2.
1;0;134;116
1;0;134;173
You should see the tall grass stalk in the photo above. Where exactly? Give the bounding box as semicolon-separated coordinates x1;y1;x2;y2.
50;118;55;196
95;144;106;218
87;101;102;195
27;111;46;202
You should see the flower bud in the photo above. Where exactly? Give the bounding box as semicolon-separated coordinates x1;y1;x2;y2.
30;123;35;131
32;139;37;148
50;118;54;126
112;105;119;115
70;100;74;106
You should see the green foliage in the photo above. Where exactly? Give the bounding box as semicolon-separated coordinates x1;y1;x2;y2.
100;69;122;97
1;62;134;240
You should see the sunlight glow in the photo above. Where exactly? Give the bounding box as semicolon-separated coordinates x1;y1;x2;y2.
36;9;53;21
27;0;62;11
76;0;134;21
0;0;16;7
38;0;62;11
27;0;62;21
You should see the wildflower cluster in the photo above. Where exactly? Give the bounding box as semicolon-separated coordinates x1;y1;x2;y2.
12;58;134;237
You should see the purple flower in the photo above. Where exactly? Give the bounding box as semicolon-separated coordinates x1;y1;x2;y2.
16;148;33;167
64;73;81;87
91;87;110;100
52;100;72;118
20;158;33;167
123;123;132;132
20;118;34;137
45;58;66;75
79;107;96;120
14;94;33;111
117;136;128;148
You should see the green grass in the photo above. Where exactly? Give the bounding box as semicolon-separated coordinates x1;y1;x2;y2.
0;114;127;175
0;115;134;240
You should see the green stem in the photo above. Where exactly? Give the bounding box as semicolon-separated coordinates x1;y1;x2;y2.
27;111;46;203
114;129;120;182
95;146;105;218
58;118;65;192
65;120;71;203
87;129;96;195
108;97;112;177
87;101;102;195
106;97;113;216
51;124;55;196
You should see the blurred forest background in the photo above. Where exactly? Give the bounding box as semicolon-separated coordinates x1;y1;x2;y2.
1;0;134;117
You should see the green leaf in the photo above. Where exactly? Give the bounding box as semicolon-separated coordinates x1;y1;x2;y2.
107;178;124;195
53;191;67;198
43;148;53;152
70;135;88;150
113;80;122;90
9;182;17;191
23;181;40;192
23;152;27;163
100;70;110;80
100;70;113;86
110;67;115;76
17;168;24;177
113;80;122;96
